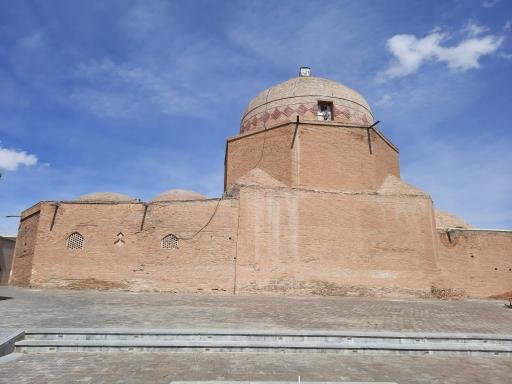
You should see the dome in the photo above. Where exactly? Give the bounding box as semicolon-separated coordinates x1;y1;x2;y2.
151;189;206;202
240;75;373;134
76;192;136;202
435;210;472;229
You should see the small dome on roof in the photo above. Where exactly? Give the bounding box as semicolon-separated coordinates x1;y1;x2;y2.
240;74;373;134
76;192;136;202
151;189;206;202
435;210;472;229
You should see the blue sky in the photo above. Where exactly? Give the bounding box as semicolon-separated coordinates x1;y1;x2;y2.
0;0;511;234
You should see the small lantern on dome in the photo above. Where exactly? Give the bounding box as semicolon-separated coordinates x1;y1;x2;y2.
299;67;311;77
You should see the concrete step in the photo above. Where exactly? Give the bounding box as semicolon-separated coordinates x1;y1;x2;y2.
22;329;512;345
14;338;512;355
14;329;512;356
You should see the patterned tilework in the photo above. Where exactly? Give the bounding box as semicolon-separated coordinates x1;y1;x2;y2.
241;102;372;134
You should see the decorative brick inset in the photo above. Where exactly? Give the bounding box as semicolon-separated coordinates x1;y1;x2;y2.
241;102;372;134
297;104;308;115
283;106;294;117
336;107;350;119
271;109;283;120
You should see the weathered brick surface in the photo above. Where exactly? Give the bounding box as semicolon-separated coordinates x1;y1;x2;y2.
435;210;472;229
0;237;15;284
298;124;399;191
226;124;295;188
371;128;401;188
235;185;439;296
227;123;399;192
9;204;41;286
26;199;238;293
8;76;511;299
8;186;512;298
436;230;512;298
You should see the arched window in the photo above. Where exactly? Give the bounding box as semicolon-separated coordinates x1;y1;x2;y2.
162;234;178;249
66;232;84;250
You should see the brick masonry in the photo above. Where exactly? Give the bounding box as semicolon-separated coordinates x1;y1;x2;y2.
9;172;512;298
8;76;512;298
226;122;399;192
240;76;373;134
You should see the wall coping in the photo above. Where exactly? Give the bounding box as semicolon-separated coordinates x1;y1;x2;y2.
237;183;431;200
25;198;227;207
442;228;512;233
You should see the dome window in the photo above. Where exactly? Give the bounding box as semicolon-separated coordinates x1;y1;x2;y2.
162;234;179;249
66;232;84;250
318;101;333;121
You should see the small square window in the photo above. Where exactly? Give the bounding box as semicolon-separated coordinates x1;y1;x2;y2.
318;101;333;121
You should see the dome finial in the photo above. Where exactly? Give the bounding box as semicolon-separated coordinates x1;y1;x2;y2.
299;66;311;77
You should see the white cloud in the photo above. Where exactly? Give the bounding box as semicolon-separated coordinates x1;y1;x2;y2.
19;31;44;50
462;21;489;37
380;28;503;79
72;60;201;119
0;147;38;171
375;94;392;106
482;0;500;8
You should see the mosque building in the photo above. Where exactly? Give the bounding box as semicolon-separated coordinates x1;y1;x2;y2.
9;68;512;298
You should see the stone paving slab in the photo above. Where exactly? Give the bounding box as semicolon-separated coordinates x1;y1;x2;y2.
0;352;511;384
1;287;511;334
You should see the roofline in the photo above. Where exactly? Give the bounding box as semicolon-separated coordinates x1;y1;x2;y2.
443;228;512;233
36;198;224;205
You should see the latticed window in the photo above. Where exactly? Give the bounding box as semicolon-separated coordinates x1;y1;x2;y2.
66;232;84;250
162;234;178;249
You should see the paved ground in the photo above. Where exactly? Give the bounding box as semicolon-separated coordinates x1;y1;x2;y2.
1;287;511;383
0;352;511;384
1;287;511;333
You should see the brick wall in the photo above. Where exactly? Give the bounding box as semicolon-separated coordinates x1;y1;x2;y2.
9;119;510;299
226;122;399;193
298;125;399;191
0;236;16;284
436;230;512;298
21;199;238;293
371;129;401;189
9;203;41;286
9;190;511;298
226;124;295;188
234;185;439;297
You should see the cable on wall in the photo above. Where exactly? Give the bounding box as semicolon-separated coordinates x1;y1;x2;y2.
49;202;60;232
175;195;224;241
366;120;380;155
253;87;273;169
